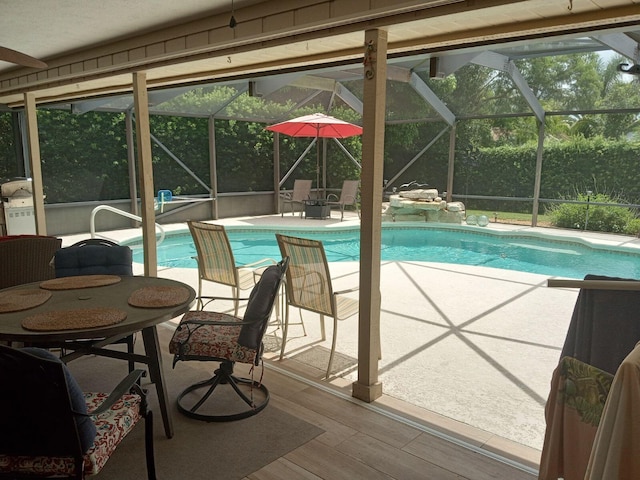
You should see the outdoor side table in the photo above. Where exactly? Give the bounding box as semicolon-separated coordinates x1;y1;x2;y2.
304;200;331;219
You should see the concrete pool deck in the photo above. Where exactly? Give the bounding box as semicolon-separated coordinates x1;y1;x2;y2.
60;213;640;471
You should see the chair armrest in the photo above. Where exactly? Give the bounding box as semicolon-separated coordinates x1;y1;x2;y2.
88;369;147;416
181;314;254;327
334;286;359;296
326;193;339;202
280;192;293;200
238;257;277;270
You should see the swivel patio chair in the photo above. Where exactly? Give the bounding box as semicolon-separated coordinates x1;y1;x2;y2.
276;234;359;378
326;179;360;221
280;179;312;217
169;258;288;422
0;345;156;480
188;221;277;315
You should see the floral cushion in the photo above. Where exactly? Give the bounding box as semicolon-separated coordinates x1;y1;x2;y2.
169;311;259;364
0;392;141;477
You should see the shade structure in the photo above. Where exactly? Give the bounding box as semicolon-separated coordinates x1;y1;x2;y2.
266;113;363;196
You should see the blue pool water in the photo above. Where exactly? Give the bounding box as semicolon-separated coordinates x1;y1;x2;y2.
126;226;640;280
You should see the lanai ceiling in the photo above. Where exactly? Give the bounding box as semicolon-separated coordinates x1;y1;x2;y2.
1;0;640;110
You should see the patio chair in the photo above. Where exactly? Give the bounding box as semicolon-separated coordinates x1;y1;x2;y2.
280;179;312;217
188;221;277;315
0;345;156;480
169;258;288;422
326;179;360;221
276;234;359;378
0;234;61;289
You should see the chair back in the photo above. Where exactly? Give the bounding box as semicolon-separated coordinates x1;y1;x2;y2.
291;179;312;202
0;346;82;459
188;221;238;288
0;235;62;289
338;180;359;205
54;239;133;277
237;257;289;350
276;234;334;317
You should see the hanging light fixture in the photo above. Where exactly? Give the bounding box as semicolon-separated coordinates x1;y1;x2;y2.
229;0;237;28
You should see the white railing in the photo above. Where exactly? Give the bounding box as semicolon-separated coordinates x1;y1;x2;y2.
90;205;165;245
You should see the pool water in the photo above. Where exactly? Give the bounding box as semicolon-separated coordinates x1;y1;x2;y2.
127;227;640;280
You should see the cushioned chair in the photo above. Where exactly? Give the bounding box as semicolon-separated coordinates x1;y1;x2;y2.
169;258;288;422
0;345;156;480
276;234;359;378
280;179;312;217
53;238;135;371
326;179;360;221
54;238;133;278
188;221;276;315
0;235;61;289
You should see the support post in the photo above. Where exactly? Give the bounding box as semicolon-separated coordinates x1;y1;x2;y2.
446;123;456;203
352;28;387;403
23;92;46;235
531;118;545;227
208;116;219;220
133;72;157;277
126;110;139;226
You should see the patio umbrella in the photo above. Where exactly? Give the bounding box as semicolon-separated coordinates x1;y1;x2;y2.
266;113;363;197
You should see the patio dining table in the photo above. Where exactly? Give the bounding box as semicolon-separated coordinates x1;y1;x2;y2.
0;274;196;439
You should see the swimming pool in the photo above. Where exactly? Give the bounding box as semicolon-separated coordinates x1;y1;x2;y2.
125;225;640;280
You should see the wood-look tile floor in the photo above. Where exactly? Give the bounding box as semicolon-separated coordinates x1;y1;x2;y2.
242;359;538;480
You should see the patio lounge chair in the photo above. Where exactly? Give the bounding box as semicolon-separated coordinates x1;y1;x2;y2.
280;179;312;217
326;179;359;221
276;234;359;378
188;221;276;315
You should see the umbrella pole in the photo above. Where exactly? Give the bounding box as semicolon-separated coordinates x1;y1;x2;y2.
316;136;320;200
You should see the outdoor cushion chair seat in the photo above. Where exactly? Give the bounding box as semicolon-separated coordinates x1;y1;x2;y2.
0;391;143;477
54;242;133;277
169;311;259;364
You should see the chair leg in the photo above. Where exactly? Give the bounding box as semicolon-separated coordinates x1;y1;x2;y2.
326;316;339;378
127;334;136;373
144;410;157;480
279;304;290;360
176;361;269;422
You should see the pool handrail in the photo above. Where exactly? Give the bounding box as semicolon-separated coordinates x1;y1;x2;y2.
90;205;165;246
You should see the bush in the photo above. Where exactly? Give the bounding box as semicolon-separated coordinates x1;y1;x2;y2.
547;192;639;233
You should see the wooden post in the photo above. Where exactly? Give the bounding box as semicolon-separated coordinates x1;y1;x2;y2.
23;92;47;235
133;72;157;277
352;28;387;403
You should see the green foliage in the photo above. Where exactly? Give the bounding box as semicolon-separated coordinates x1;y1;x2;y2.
546;192;640;234
0;112;18;180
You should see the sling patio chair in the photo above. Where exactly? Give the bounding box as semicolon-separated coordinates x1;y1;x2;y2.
188;221;277;315
0;345;156;480
326;179;360;221
169;258;288;422
276;234;359;378
280;179;312;217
